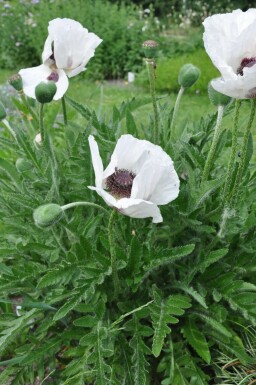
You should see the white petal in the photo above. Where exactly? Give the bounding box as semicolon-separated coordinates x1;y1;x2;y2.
116;198;163;223
203;9;256;74
42;34;54;65
212;65;256;99
131;159;180;205
19;65;68;100
43;18;102;75
88;186;117;208
88;135;104;188
103;134;173;179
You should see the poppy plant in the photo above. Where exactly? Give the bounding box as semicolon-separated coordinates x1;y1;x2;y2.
88;135;180;223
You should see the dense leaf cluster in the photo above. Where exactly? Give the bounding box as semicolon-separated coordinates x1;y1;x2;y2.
0;83;256;384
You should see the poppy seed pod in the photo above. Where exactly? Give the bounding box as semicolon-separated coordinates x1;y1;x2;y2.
178;64;201;88
33;203;64;228
208;82;232;106
35;81;57;103
0;102;7;121
142;40;158;59
8;73;23;92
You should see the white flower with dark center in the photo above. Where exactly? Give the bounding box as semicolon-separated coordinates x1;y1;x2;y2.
203;9;256;99
19;18;102;100
88;135;180;223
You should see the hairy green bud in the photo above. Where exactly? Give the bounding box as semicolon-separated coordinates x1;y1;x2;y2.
35;81;57;104
0;102;7;121
142;40;158;59
16;158;33;173
208;82;232;106
178;63;201;88
8;73;23;92
33;204;63;228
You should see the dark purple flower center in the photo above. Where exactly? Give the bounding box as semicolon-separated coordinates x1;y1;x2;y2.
106;167;136;199
47;72;59;82
237;57;256;76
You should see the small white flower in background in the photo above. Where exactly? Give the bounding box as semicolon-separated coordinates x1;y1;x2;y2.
88;135;180;223
34;133;42;146
203;9;256;99
19;18;102;100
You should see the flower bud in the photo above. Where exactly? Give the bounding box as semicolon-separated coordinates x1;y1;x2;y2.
8;73;23;92
16;158;33;173
142;40;158;59
35;81;57;104
33;203;64;228
178;63;201;88
0;102;7;121
208;82;232;106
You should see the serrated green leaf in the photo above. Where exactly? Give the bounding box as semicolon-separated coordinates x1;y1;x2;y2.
150;288;191;357
53;295;81;321
182;319;211;363
37;264;78;288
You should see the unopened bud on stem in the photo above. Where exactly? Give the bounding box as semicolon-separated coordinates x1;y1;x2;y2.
35;81;57;104
178;63;201;88
33;203;63;228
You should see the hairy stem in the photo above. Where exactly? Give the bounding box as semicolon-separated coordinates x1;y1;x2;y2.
230;99;256;207
61;201;109;214
146;59;159;144
61;96;68;126
39;103;44;142
170;86;184;139
222;99;242;206
108;209;120;298
202;105;224;182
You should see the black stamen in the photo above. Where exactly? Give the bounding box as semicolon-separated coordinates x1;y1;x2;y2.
106;168;136;199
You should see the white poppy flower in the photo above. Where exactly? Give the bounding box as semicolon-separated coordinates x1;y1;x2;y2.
19;18;102;100
203;9;256;99
88;135;180;223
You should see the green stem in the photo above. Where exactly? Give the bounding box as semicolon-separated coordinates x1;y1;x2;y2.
222;99;242;206
108;209;120;298
61;96;68;126
146;59;159;144
61;201;109;214
170;86;184;140
2;119;17;139
202;105;224;182
230;99;256;207
20;94;38;127
39;103;44;142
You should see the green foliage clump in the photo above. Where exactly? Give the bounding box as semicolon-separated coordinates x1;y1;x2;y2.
0;70;256;384
0;0;159;80
137;49;220;93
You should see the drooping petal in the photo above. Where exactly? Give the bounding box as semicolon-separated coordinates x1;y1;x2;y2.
212;64;256;99
19;65;68;100
131;159;180;205
203;9;256;73
88;186;117;208
88;135;104;188
102;135;173;180
116;198;163;223
42;18;102;75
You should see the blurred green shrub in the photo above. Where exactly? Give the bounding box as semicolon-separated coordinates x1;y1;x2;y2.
0;0;160;79
136;49;220;93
